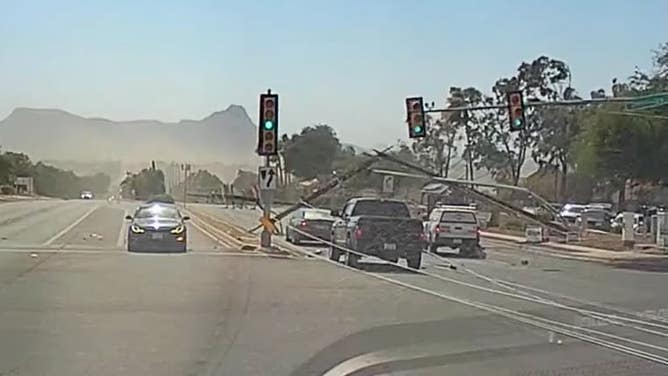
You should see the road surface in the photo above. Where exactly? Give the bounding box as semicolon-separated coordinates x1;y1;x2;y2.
0;199;667;375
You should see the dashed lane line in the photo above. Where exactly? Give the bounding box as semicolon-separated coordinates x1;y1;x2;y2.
42;204;100;246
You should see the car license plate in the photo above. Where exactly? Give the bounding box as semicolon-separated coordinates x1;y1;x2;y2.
384;243;397;251
151;233;164;240
453;239;463;244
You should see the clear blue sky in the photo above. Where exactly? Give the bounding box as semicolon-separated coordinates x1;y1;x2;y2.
0;0;666;147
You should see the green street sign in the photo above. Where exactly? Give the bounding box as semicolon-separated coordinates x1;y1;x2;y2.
626;93;668;111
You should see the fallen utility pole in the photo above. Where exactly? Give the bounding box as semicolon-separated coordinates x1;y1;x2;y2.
370;149;568;235
371;167;561;219
425;96;642;113
245;145;394;233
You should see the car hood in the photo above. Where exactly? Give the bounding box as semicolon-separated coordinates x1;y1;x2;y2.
133;218;181;229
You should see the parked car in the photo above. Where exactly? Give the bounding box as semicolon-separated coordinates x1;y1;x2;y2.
610;212;645;234
581;208;612;231
559;204;587;224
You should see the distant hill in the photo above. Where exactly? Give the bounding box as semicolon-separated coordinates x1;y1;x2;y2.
0;106;261;165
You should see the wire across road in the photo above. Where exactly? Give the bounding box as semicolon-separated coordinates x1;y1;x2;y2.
281;224;668;368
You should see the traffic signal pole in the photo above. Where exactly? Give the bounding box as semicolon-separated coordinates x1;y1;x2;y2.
257;89;278;250
260;156;273;249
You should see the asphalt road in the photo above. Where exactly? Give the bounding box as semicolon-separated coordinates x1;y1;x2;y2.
0;199;667;375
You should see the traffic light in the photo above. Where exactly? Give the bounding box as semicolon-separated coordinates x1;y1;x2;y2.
506;91;526;131
258;93;279;156
406;97;426;138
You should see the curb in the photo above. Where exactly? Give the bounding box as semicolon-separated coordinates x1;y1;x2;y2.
481;233;668;264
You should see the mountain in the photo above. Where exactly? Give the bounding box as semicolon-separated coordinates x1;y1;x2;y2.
0;106;261;165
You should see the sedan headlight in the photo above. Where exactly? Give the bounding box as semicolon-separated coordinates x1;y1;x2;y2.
130;224;145;234
170;225;185;234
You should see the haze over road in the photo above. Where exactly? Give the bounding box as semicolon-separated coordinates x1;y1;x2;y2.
0;199;665;375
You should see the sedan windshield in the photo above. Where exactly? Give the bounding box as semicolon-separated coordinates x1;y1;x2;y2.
134;205;180;220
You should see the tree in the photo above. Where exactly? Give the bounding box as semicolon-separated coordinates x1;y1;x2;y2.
473;56;575;186
525;58;581;202
446;87;487;180
283;124;341;179
474;77;533;185
577;108;661;207
412;113;458;177
125;168;166;200
174;169;223;194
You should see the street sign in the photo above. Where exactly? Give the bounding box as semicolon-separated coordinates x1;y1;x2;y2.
259;215;278;234
626;93;668;111
258;166;277;191
382;175;394;193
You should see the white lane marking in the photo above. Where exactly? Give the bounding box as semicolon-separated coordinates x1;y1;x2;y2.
0;248;269;257
42;204;100;246
284;226;668;365
322;342;484;376
116;211;128;248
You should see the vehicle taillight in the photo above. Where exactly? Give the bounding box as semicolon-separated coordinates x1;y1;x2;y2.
354;226;363;239
436;225;449;233
435;225;441;233
299;220;308;227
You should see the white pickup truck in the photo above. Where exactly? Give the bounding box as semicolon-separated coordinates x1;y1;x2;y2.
424;206;485;258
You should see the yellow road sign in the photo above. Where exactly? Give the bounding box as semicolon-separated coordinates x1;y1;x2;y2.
259;215;279;234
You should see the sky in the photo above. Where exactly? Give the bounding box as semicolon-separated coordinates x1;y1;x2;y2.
0;0;666;148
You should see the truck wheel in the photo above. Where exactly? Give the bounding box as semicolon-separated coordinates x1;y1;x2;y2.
346;253;360;268
285;230;292;243
406;252;422;269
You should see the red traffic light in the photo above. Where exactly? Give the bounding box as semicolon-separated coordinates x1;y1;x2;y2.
264;98;275;108
405;96;426;139
506;91;525;131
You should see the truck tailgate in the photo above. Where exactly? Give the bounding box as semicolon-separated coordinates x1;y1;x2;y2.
356;216;424;245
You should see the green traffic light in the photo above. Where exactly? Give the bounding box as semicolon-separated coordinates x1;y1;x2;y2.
413;125;423;134
513;118;523;128
264;120;274;130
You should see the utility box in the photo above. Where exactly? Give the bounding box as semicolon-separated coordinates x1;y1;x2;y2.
622;211;635;246
525;226;544;243
656;212;668;246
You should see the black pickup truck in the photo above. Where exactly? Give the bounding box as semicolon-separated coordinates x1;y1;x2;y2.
329;198;425;268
